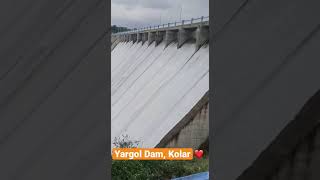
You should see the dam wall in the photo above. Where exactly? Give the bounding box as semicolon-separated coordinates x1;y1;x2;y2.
111;19;209;148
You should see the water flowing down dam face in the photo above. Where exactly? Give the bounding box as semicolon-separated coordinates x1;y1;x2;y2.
111;40;209;148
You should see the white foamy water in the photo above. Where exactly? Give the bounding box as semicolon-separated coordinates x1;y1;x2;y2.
111;41;209;147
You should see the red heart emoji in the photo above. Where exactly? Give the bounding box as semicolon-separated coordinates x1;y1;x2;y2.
194;150;204;159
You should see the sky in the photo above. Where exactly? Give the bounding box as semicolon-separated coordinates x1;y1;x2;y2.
111;0;209;29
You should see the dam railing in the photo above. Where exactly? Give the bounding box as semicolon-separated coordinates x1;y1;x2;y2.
113;16;209;35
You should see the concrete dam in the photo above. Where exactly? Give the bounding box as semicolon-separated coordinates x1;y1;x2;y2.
111;17;209;148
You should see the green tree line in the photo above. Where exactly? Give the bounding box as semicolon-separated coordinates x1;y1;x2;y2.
111;25;132;33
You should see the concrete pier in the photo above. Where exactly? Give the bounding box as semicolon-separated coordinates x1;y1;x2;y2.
178;27;196;48
155;31;165;46
130;33;137;43
137;33;142;43
165;30;178;47
141;32;148;45
148;32;156;46
195;25;209;51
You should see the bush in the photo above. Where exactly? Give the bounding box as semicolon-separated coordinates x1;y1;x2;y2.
113;134;140;148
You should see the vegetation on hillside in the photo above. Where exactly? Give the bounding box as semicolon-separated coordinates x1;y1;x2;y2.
111;25;133;33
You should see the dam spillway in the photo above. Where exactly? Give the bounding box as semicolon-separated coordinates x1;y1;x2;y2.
111;20;209;148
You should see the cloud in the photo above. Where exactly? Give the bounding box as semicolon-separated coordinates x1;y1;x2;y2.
111;0;209;28
113;0;171;9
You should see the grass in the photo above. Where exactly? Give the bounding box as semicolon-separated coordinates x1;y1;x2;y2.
112;152;209;180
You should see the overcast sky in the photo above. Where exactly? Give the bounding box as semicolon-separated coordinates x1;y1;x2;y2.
111;0;209;28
